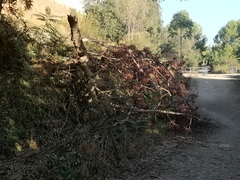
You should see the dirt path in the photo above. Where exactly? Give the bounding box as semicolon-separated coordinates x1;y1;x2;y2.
107;74;240;180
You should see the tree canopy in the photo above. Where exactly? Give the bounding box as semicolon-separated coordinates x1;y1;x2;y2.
0;0;33;15
210;20;240;71
214;20;240;45
168;10;194;59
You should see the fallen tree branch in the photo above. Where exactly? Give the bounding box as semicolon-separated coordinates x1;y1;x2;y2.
82;38;114;49
132;107;213;124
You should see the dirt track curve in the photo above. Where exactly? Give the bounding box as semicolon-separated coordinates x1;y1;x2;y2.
107;74;240;180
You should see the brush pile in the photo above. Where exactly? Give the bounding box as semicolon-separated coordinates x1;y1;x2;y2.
94;44;197;128
0;40;199;179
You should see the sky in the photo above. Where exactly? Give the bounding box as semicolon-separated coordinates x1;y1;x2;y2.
57;0;83;11
160;0;240;46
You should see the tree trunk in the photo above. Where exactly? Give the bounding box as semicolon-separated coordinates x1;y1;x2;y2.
67;15;97;102
180;29;183;60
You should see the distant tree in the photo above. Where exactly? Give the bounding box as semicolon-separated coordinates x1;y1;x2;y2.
168;10;193;59
144;0;162;53
85;1;127;43
84;0;162;42
214;20;240;45
113;0;156;39
213;20;240;64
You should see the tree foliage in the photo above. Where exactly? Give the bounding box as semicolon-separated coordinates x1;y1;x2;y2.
85;0;127;42
212;20;240;71
169;10;193;39
214;20;240;45
28;7;69;56
84;0;162;52
0;0;33;15
0;17;30;73
193;23;207;52
163;10;207;66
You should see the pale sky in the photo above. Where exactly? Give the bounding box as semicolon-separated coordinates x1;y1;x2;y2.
57;0;83;11
160;0;240;46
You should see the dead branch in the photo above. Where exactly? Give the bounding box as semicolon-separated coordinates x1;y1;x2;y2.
82;38;114;49
132;107;212;124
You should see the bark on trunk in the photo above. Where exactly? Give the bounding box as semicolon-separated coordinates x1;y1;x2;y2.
67;15;97;102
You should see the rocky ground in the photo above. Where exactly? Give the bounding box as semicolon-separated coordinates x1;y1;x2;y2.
106;74;240;180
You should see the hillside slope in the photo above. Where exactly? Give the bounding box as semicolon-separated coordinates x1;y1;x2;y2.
19;0;72;19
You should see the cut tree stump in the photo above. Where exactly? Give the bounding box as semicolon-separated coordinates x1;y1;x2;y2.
67;15;97;102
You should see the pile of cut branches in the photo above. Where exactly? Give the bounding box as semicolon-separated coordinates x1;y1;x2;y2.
93;44;198;130
0;17;201;179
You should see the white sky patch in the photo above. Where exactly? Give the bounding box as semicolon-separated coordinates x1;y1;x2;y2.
56;0;84;11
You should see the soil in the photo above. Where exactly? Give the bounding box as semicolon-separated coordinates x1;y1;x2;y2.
105;74;240;180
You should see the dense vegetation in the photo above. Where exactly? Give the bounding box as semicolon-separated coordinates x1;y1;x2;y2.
212;20;240;72
81;0;240;72
0;0;239;179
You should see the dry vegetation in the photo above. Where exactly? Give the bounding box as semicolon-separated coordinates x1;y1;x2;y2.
0;24;199;179
0;2;204;179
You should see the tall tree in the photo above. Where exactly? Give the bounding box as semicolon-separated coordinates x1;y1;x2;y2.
144;0;162;53
168;10;193;59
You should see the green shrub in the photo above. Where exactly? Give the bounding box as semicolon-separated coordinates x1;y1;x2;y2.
0;17;30;73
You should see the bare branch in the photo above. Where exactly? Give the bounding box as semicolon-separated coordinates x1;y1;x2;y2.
132;107;213;124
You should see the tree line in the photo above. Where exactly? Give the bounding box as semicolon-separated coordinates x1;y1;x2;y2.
81;0;240;72
1;0;239;72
